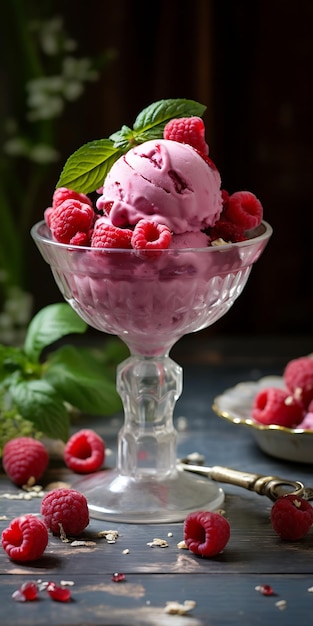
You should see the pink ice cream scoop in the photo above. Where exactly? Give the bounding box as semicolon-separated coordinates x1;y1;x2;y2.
96;139;223;234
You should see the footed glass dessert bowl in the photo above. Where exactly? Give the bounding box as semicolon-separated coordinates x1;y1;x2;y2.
31;219;272;523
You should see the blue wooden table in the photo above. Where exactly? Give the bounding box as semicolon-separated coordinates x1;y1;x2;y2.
1;335;313;625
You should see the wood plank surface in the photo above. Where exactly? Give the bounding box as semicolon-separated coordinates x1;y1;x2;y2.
1;336;313;625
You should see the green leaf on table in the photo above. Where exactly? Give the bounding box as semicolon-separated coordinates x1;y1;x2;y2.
44;344;122;415
24;303;87;363
10;378;69;441
56;139;123;193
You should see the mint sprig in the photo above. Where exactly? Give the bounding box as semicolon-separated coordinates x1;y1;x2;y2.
0;303;126;455
56;98;206;193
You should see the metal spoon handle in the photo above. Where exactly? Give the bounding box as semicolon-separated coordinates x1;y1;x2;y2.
180;462;306;501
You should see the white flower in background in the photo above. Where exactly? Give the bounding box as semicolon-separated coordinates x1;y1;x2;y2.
3;137;29;157
29;16;77;56
0;286;33;345
29;144;59;164
1;10;112;344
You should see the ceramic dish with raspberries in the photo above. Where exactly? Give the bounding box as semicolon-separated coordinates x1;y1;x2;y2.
213;355;313;464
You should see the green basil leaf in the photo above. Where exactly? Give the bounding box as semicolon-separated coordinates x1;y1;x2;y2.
133;98;206;133
110;125;134;148
10;379;69;441
56;139;123;192
24;303;87;362
56;99;206;193
44;344;122;415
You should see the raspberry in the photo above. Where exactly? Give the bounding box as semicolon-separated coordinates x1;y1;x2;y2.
209;219;247;243
131;219;172;253
91;217;133;248
112;572;126;582
271;495;313;540
44;206;54;228
12;581;39;602
40;488;89;536
49;199;94;245
252;387;304;427
69;230;92;246
223;191;263;231
46;582;71;602
297;412;313;430
1;514;48;562
164;117;209;156
2;437;49;486
283;356;313;409
64;428;105;473
256;584;275;596
183;511;230;557
221;188;230;207
52;187;93;210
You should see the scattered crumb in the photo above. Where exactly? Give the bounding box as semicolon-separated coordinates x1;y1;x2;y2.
275;600;287;611
147;538;168;548
185;452;205;465
59;523;69;543
122;549;129;554
97;529;119;543
37;580;49;591
60;580;75;586
308;587;313;592
164;600;196;615
45;481;71;491
176;416;188;431
0;515;8;520
211;237;228;246
0;489;44;500
24;476;36;488
167;532;173;537
70;540;96;547
177;540;188;550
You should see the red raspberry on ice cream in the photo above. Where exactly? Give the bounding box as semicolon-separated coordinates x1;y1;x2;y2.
64;428;105;473
164;116;209;155
223;191;263;231
1;514;48;562
2;437;49;486
209;219;247;243
41;488;89;536
131;219;172;253
283;356;313;410
91;217;133;248
49;199;94;245
52;187;93;210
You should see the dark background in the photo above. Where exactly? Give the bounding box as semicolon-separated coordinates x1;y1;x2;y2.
2;0;313;338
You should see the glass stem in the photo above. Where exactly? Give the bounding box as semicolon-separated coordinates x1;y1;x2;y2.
116;355;182;479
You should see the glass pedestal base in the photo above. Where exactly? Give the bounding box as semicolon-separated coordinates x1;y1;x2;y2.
72;467;224;523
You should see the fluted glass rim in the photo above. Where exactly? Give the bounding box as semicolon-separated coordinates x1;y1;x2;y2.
31;220;272;255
